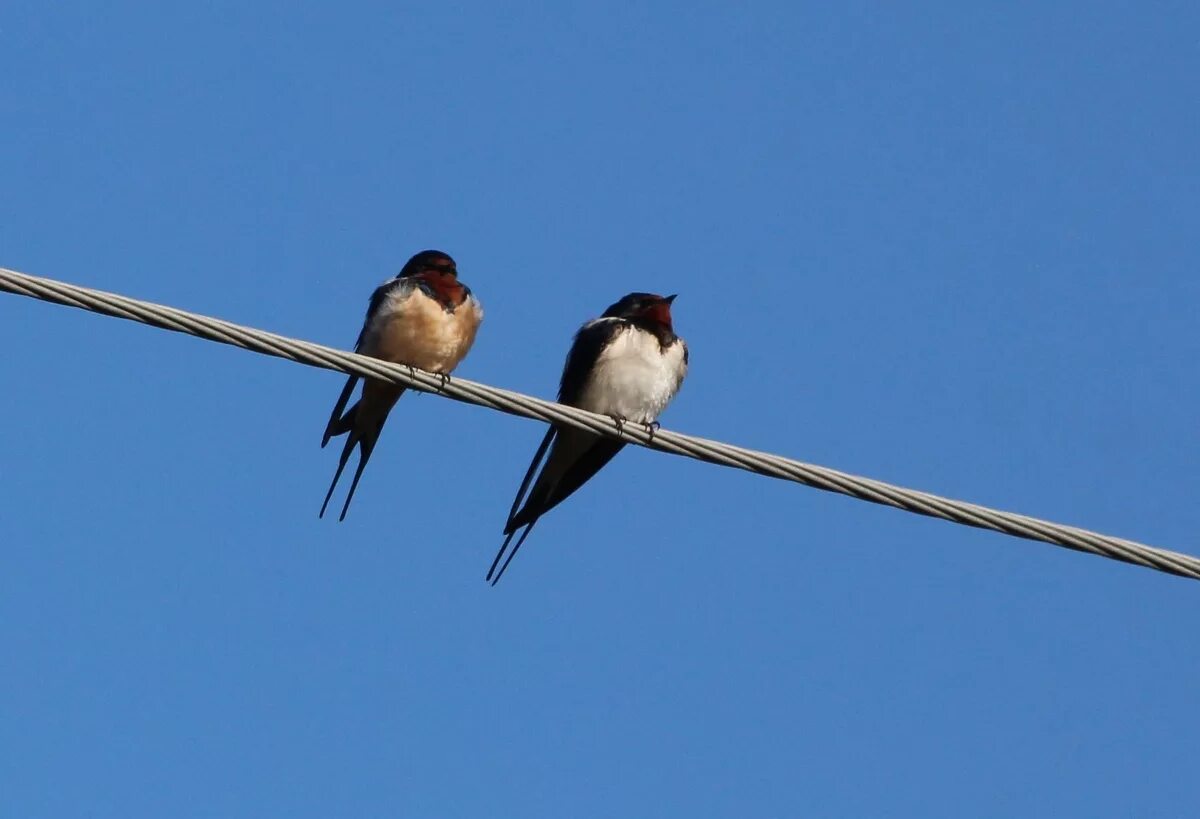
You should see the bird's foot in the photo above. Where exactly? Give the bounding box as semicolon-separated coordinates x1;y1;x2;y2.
609;413;628;437
643;420;661;442
435;372;450;393
403;364;425;396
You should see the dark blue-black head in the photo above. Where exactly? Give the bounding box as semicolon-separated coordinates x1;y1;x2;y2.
398;250;457;279
602;292;677;328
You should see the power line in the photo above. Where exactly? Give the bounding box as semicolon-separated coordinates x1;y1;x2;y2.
2;264;1196;582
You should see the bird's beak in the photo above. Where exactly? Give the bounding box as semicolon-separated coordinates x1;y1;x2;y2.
663;294;677;304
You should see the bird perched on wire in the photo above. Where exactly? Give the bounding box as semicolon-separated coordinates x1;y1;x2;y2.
320;250;482;520
487;292;687;584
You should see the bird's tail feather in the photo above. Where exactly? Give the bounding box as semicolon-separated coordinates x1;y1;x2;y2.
338;432;379;522
324;401;359;443
505;427;556;534
320;428;360;519
322;376;360;447
487;520;539;585
319;385;402;520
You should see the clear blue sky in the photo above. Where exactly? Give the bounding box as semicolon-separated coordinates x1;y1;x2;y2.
2;2;1198;816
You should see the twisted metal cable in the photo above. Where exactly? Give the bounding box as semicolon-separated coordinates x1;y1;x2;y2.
2;265;1196;581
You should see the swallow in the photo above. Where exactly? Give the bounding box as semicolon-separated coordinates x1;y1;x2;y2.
486;292;687;584
320;250;482;520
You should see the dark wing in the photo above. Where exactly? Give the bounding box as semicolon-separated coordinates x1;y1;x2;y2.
354;278;406;352
319;277;411;513
487;317;631;584
322;279;403;448
486;426;556;582
511;314;631;527
505;426;557;526
558;317;627;404
321;375;359;447
676;338;689;393
524;315;632;524
487;428;625;584
506;429;624;534
319;401;390;521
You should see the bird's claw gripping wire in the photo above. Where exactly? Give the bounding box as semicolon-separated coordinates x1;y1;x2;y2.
609;413;628;437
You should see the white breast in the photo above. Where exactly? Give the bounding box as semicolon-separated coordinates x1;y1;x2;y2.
576;322;687;423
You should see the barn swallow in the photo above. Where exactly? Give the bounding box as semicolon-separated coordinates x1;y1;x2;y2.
486;292;687;584
320;250;482;520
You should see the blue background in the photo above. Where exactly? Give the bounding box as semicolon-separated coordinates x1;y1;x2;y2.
2;2;1197;816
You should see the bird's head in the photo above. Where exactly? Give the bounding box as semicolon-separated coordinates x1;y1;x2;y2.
398;250;458;280
602;292;677;331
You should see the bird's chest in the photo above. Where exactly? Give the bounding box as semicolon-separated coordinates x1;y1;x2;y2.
581;331;683;421
368;289;481;373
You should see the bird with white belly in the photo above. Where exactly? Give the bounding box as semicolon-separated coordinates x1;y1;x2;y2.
487;292;687;584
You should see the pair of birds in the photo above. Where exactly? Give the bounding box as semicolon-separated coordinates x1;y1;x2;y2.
319;250;689;584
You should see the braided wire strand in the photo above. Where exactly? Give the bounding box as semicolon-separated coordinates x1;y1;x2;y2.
2;265;1196;581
